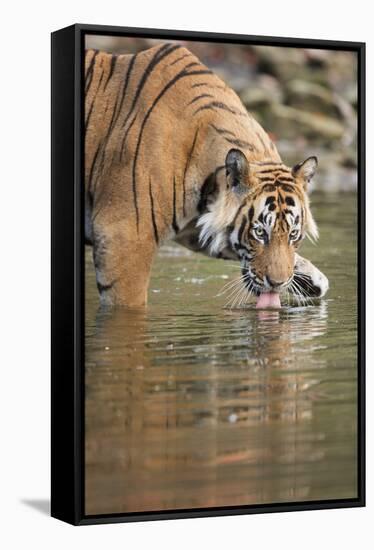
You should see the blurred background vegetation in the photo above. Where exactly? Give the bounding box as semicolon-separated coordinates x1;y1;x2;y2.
86;35;358;193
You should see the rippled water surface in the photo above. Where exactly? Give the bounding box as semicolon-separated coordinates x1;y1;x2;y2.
85;192;358;515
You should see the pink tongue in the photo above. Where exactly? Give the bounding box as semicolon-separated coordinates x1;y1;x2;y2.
256;292;281;309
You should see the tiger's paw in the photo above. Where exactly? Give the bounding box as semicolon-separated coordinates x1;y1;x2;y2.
293;254;329;299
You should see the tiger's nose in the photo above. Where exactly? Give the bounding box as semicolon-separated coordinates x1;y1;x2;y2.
266;276;287;288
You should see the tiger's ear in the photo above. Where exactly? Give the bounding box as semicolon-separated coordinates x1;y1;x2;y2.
292;156;318;189
225;149;250;195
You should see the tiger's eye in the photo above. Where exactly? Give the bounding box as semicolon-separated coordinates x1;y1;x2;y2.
290;229;298;239
255;227;265;238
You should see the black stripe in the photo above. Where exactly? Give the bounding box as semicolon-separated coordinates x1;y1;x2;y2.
121;44;180;131
235;243;251;254
88;146;100;194
183;62;202;71
223;136;254;151
85;68;105;131
172;176;179;233
258;175;293;183
149;178;159;244
191;82;210;88
293;273;321;297
119;113;138;161
182;127;200;216
281;184;294;193
85;101;95;131
97;280;115;293
237;216;247;243
285;196;295;206
211;125;256;150
85;49;99;77
256;161;285;166
97;66;105;88
132;68;212;229
275;180;295;186
194;101;246;117
256;131;268;152
198;170;219;214
85;50;99;93
275;176;294;182
169;53;192;66
103;54;118;91
85;49;96;75
188;93;214;105
257;176;276;182
256;170;280;176
262;184;277;192
210;124;236;137
265;196;276;205
232;201;247;225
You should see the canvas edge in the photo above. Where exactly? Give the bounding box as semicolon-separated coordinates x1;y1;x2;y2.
51;23;83;526
50;22;366;526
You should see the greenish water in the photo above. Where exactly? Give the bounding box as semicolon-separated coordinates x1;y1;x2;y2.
84;192;358;516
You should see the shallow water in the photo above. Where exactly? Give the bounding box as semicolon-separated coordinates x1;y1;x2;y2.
85;192;358;515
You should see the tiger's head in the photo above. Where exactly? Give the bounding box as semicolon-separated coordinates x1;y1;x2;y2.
197;148;328;304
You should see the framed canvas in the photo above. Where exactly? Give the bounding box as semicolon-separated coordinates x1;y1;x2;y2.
51;23;365;525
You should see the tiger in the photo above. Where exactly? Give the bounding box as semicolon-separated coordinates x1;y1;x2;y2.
85;43;329;308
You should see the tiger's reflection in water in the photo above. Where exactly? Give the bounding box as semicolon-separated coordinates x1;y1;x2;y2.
85;303;332;515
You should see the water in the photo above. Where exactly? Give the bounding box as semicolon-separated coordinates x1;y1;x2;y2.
84;192;358;516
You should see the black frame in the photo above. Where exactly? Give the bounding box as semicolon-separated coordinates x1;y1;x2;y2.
51;23;366;526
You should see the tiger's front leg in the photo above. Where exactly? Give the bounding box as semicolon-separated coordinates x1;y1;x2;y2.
92;220;157;307
293;253;329;298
